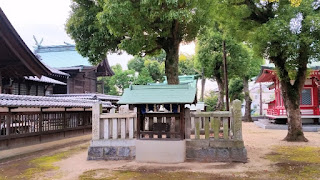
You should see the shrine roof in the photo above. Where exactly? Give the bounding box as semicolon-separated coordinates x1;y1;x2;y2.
35;44;114;76
47;93;120;102
118;84;197;104
0;8;51;78
256;63;320;83
24;76;67;85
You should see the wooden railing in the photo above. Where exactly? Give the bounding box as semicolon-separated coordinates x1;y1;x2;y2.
185;99;242;141
0;111;92;139
92;104;136;140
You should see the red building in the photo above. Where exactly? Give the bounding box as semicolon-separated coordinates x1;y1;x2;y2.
256;64;320;124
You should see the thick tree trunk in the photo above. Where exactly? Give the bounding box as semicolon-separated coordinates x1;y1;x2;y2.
272;52;308;142
283;95;307;141
243;77;252;122
200;68;205;101
165;44;179;84
216;77;224;111
164;20;180;85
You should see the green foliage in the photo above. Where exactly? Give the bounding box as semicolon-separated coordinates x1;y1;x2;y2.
204;91;219;112
67;0;211;83
229;78;244;101
144;60;163;82
100;64;135;95
196;27;248;81
211;0;320;78
179;54;198;75
127;56;145;72
128;51;197;83
134;67;154;85
98;76;118;95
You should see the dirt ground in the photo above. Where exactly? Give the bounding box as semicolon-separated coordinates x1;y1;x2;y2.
1;122;320;180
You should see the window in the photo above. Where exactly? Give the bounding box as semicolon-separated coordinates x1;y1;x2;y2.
301;89;312;105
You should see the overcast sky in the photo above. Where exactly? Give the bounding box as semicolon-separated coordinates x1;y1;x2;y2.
0;0;195;55
0;0;73;49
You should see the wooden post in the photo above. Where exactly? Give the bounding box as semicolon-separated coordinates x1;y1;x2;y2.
180;104;185;139
92;103;102;140
205;117;210;139
213;117;220;140
195;116;200;139
5;114;11;136
112;117;118;139
104;108;115;139
63;108;67;137
0;70;2;94
129;116;134;139
184;108;191;139
223;118;229;140
232;99;242;140
137;106;141;139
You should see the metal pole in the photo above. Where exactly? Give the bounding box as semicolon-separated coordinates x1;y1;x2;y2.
201;67;205;102
223;40;229;111
260;83;263;115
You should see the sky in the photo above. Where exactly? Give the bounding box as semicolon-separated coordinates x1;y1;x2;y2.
0;0;195;66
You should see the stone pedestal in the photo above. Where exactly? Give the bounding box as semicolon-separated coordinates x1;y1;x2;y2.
186;139;247;162
136;140;186;163
88;139;136;160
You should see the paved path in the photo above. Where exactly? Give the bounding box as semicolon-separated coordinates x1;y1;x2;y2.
0;134;91;161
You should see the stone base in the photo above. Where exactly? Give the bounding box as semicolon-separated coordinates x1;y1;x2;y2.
186;140;247;162
88;139;135;160
136;140;186;163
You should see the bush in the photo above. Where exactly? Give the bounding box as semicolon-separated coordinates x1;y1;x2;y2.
204;91;218;112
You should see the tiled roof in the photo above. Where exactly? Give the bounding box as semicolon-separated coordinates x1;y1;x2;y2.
48;93;120;101
25;76;67;85
35;45;91;68
118;84;197;104
0;94;113;108
46;65;70;77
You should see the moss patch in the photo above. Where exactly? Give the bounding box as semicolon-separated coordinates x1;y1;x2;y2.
266;146;320;163
0;144;88;180
79;169;251;180
265;146;320;180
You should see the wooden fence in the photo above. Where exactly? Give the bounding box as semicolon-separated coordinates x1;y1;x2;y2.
92;100;242;142
186;99;242;141
92;104;136;140
0;111;92;140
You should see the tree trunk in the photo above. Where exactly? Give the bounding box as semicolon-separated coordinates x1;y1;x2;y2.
272;52;308;142
216;77;224;111
164;20;180;85
200;68;205;101
243;77;252;122
280;81;308;142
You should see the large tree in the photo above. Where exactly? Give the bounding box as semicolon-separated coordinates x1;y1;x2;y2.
66;0;210;84
196;28;247;110
211;0;320;141
241;46;264;122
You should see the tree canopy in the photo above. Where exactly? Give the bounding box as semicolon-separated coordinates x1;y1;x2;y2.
211;0;320;141
67;0;211;84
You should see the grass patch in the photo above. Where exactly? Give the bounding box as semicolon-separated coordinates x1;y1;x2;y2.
0;144;88;180
265;146;320;180
266;146;320;163
79;169;250;180
20;144;88;179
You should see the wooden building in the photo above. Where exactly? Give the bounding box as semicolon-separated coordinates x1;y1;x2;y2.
34;44;114;94
0;8;67;96
256;64;320;123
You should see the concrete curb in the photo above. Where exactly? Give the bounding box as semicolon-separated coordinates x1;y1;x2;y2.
254;119;320;132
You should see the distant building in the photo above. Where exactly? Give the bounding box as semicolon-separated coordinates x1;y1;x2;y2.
35;44;114;94
0;8;67;96
256;64;320;124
